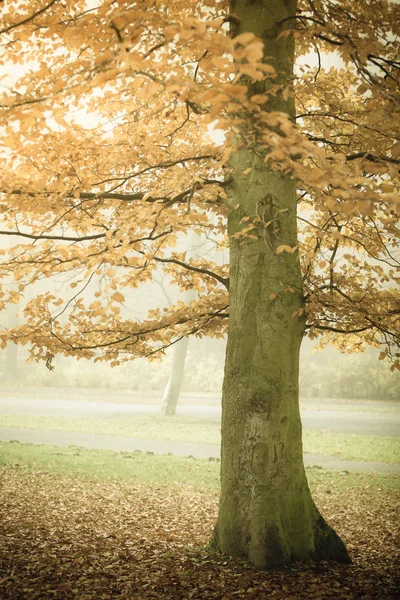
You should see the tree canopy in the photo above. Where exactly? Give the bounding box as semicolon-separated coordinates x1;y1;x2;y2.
1;0;399;572
0;0;398;370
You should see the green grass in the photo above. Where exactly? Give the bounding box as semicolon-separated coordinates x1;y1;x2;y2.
0;441;398;494
304;431;399;464
0;441;220;489
0;413;220;444
1;412;399;463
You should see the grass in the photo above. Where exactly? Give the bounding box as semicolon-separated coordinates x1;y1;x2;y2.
1;441;398;494
304;431;399;464
1;412;399;463
0;413;220;444
0;441;220;489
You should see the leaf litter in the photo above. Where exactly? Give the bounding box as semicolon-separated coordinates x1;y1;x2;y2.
0;467;398;599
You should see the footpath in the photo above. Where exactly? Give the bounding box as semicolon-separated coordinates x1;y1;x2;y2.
1;426;399;475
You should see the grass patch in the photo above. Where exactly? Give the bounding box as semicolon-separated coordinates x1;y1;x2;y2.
0;413;221;444
0;441;220;489
1;412;399;464
304;431;399;464
0;441;399;494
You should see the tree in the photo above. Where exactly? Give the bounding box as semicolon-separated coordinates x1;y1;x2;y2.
161;335;190;415
0;0;399;569
159;288;195;416
157;235;200;415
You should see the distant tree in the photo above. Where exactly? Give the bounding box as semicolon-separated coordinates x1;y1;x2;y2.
299;345;400;401
334;351;400;401
0;0;399;568
5;302;19;380
161;336;190;415
154;252;199;415
158;285;196;415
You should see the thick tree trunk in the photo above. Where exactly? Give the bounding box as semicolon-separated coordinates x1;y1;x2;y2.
160;336;189;415
212;0;350;569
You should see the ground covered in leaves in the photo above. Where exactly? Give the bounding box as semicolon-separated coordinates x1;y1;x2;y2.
0;467;398;599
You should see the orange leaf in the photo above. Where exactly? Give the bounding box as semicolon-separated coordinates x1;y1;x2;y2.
112;292;125;303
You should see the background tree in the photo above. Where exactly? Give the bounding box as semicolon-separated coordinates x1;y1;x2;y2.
158;233;202;415
158;287;195;416
161;335;190;415
0;0;399;569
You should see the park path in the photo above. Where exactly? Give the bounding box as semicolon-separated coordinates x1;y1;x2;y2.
1;426;399;474
1;397;399;436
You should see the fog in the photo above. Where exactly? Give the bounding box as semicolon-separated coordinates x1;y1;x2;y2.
1;233;398;406
1;331;399;404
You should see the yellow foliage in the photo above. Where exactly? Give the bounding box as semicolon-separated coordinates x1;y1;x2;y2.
0;0;397;370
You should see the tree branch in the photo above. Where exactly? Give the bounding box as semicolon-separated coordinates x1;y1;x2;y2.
0;229;106;242
149;255;230;290
47;306;229;352
308;324;370;334
3;179;225;205
0;0;59;35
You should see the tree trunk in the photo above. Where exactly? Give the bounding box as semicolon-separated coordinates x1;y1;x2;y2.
161;336;189;415
212;0;350;569
5;300;19;381
160;282;196;416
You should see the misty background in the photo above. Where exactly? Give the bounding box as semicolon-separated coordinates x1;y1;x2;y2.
2;274;399;403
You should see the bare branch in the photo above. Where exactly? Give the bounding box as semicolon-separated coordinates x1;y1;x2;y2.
148;255;230;290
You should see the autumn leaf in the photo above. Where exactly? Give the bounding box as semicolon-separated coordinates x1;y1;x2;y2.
0;467;398;599
275;245;297;254
112;292;125;303
0;0;399;572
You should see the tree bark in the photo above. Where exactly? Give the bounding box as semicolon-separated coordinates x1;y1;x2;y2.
212;0;350;569
161;336;190;415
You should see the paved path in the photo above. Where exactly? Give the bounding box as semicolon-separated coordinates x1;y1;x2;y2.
1;398;399;436
1;427;399;474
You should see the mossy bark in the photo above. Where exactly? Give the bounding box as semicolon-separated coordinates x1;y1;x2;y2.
212;0;350;569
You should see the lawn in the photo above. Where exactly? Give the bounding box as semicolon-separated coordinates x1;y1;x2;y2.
0;442;399;599
0;441;220;489
1;440;399;492
1;412;399;464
